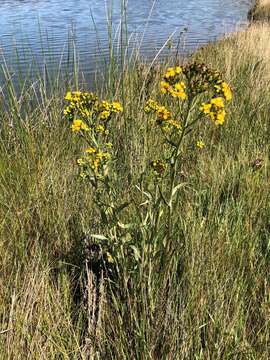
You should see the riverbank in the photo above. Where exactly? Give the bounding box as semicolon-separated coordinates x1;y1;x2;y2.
248;0;270;21
0;18;269;360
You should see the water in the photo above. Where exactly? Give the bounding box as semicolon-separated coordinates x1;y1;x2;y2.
0;0;252;81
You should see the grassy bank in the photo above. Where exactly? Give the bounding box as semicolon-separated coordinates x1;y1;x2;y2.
248;0;270;21
0;22;270;359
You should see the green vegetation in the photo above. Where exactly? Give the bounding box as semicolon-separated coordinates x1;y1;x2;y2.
0;20;269;359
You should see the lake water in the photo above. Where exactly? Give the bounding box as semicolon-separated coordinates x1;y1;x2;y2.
0;0;252;82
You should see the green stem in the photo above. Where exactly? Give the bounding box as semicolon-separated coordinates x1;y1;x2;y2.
167;96;193;244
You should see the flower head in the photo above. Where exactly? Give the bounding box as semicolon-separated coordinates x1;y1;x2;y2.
221;82;232;101
144;99;160;113
71;119;89;132
211;97;224;108
111;102;123;113
196;140;205;149
160;67;186;100
164;67;176;80
156;106;171;121
171;82;187;99
151;160;166;176
78;148;111;175
200;96;226;125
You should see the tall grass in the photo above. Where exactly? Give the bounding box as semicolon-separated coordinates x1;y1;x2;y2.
0;9;270;359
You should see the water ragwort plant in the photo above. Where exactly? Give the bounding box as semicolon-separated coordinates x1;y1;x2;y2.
64;62;232;276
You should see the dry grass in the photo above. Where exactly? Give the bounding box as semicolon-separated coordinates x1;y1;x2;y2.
248;0;270;21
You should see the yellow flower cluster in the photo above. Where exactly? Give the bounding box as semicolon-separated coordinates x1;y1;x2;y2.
64;90;123;177
144;99;159;113
95;124;109;135
199;76;232;125
156;106;171;121
200;97;226;125
64;91;123;124
144;63;233;173
164;66;182;80
160;81;187;99
77;147;111;176
144;99;182;132
214;82;232;101
71;119;90;132
160;66;187;100
64;91;98;120
98;101;123;121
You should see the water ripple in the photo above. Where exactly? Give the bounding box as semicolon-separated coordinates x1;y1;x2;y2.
0;0;252;77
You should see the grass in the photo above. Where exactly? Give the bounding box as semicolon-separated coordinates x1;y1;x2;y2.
248;0;270;21
0;20;270;359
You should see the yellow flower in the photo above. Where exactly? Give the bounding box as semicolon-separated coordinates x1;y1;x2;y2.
196;140;205;149
175;66;182;75
79;150;111;175
200;97;226;125
81;109;90;117
221;82;232;101
64;106;72;116
214;84;221;93
95;124;105;133
71;119;89;132
157;106;171;121
164;66;182;82
92;159;100;173
96;151;111;161
100;101;111;111
209;112;216;121
171;82;187;99
164;67;175;80
73;91;81;97
215;109;226;125
200;103;212;114
85;147;97;154
65;91;72;101
111;102;123;113
77;158;86;166
160;81;171;94
160;79;186;100
211;97;224;108
99;110;111;120
167;119;182;131
144;99;159;112
79;171;87;179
